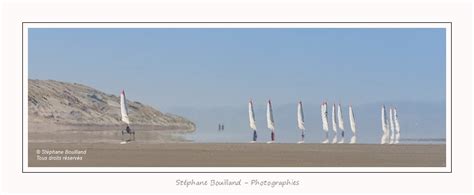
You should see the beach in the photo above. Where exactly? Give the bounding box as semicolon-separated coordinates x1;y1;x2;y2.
28;142;446;167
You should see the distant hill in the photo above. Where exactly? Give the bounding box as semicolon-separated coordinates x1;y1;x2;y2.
28;79;196;132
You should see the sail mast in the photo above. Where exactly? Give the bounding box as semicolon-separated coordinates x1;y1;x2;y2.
120;90;130;124
297;101;305;130
248;100;257;130
389;107;395;144
321;102;329;131
381;105;389;144
394;108;400;144
297;101;305;143
321;102;329;143
337;104;345;143
349;105;357;144
266;100;275;142
331;104;338;143
266;100;275;130
337;104;345;130
248;100;258;142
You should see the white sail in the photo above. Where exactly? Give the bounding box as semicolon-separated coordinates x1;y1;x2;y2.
331;104;338;143
120;90;130;124
381;105;389;144
331;104;338;133
389;107;395;144
266;100;275;130
337;104;345;143
297;101;305;130
248;100;257;131
337;104;344;130
349;105;357;144
394;108;401;144
350;133;357;144
321;102;329;143
321;102;329;132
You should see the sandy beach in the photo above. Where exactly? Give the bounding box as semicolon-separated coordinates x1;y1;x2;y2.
28;142;446;167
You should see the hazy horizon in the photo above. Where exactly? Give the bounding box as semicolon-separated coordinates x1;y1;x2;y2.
28;28;447;143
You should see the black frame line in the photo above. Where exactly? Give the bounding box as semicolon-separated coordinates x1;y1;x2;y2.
21;22;453;173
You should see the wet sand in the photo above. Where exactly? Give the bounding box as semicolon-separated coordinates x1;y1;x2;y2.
28;142;446;167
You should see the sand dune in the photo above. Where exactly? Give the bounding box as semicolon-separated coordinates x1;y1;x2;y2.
28;79;195;131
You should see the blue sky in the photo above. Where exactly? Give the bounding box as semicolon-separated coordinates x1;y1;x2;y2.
29;28;446;109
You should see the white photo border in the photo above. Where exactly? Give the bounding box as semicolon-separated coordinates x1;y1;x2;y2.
22;22;452;173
